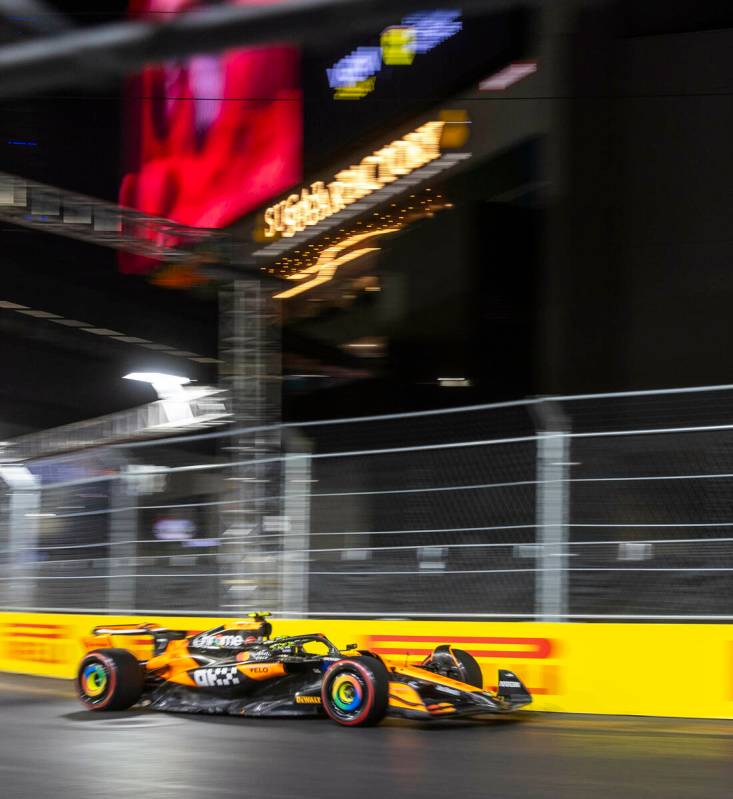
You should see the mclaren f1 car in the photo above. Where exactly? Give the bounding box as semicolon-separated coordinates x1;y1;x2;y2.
76;613;531;726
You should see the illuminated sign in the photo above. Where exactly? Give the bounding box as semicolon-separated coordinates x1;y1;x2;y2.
404;10;463;53
271;190;456;299
254;116;470;261
327;10;462;100
381;27;417;66
327;47;382;89
273;228;399;300
264;120;445;240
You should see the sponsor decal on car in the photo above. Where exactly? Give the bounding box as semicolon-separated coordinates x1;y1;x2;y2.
296;695;322;704
192;634;245;649
248;649;272;661
192;666;241;688
499;680;522;689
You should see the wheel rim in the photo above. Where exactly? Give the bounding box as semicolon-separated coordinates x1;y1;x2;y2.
80;662;108;700
328;671;367;719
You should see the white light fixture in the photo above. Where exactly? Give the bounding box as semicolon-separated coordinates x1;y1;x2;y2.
438;377;471;388
124;372;191;399
479;60;538;91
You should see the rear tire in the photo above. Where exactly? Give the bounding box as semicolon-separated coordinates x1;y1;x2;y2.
77;649;143;711
321;656;389;727
452;648;483;689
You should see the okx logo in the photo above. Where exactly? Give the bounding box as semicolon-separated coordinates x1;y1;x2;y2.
192;666;240;688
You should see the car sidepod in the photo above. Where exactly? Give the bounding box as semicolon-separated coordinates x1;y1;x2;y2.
147;658;327;717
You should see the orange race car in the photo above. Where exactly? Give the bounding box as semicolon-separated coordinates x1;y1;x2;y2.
76;613;531;726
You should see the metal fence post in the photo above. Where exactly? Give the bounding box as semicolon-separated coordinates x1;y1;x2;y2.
280;430;312;616
0;466;40;609
532;401;570;621
108;473;137;612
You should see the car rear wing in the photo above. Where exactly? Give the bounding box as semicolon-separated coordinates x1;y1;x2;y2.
91;623;166;637
82;623;188;655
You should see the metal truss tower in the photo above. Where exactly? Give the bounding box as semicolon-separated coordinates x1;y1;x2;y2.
218;280;283;612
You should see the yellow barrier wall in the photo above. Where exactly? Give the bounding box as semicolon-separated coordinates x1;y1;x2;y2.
1;612;732;719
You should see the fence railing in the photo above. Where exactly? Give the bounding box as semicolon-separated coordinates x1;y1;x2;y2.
2;383;733;620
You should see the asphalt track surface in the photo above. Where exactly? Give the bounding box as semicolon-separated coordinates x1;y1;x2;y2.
1;673;732;799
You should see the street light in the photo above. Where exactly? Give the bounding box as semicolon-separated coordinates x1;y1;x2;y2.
123;371;191;400
122;372;230;429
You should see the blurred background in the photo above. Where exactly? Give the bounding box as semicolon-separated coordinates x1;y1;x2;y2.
0;0;732;620
1;4;733;799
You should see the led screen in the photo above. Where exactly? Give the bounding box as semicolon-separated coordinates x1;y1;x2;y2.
120;0;301;273
301;8;529;173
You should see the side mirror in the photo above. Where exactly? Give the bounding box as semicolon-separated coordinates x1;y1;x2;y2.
344;643;358;651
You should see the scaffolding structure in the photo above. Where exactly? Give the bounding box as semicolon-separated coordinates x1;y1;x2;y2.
218;280;283;611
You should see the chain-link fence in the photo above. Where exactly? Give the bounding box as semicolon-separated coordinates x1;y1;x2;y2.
2;384;733;620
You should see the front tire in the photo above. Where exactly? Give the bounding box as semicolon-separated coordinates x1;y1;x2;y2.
321;656;389;727
452;648;483;689
77;649;143;711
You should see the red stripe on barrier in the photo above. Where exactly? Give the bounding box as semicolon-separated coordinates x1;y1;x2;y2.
369;636;552;658
4;624;63;630
372;648;433;656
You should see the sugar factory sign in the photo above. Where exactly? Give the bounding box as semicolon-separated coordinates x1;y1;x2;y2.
263;120;445;240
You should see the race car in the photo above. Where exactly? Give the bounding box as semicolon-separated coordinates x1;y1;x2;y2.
76;613;531;726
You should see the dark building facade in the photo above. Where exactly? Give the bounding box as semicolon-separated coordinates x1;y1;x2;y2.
1;0;733;436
